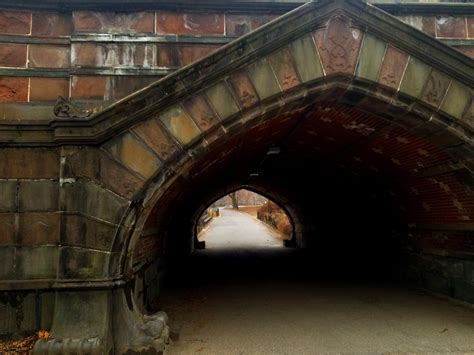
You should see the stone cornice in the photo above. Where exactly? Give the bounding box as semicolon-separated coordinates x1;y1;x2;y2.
0;0;473;15
0;0;472;146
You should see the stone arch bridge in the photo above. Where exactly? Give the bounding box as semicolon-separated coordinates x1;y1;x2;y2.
0;0;473;353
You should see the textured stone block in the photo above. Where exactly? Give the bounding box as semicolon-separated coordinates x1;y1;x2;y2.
16;246;58;279
378;46;409;90
19;213;60;245
441;81;472;120
228;71;259;109
71;76;107;100
0;43;27;67
29;78;70;102
67;148;145;200
0;149;59;179
226;15;252;36
19;181;58;212
156;12;224;35
436;16;467;38
73;11;154;34
398;16;436;37
399;57;431;99
0;214;16;246
457;46;474;59
106;76;160;101
133;118;181;161
65;180;129;224
247;58;281;100
0;181;17;212
468;17;474;39
64;214;117;251
183;95;220;132
59;247;108;279
181;45;220;66
0;11;31;35
290;34;323;83
268;47;301;91
159;105;201;146
32;12;72;37
356;34;386;82
420;70;451;108
314;17;362;75
29;45;70;68
104;132;161;179
0;77;28;103
72;43;156;68
0;247;15;279
206;82;240;120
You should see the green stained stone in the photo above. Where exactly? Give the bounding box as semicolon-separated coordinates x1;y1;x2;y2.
356;33;387;82
160;105;201;146
399;57;432;98
441;81;472;120
206;82;240;119
247;58;281;100
290;34;324;82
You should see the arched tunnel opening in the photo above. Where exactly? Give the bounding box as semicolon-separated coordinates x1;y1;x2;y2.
123;96;474;352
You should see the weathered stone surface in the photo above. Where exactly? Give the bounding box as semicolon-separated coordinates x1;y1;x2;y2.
0;214;16;246
157;44;220;67
206;82;240;120
0;10;30;35
228;71;260;109
457;46;474;59
399;57;431;99
73;11;154;33
133;118;181;161
226;15;252;36
106;76;160;101
290;34;323;83
59;247;108;279
441;81;472;120
32;12;72;37
28;45;70;68
0;77;28;103
19;213;60;245
268;47;301;91
156;12;224;35
0;149;59;178
19;181;58;212
183;95;221;133
181;45;220;66
65;180;129;224
67;148;145;200
0;43;27;68
436;16;467;38
0;103;56;121
468;17;474;39
64;214;116;251
378;46;409;90
29;78;70;102
398;16;436;37
314;17;363;75
159;105;201;146
0;181;17;212
0;247;15;278
421;70;451;108
72;43;156;68
356;34;386;82
104;132;161;179
247;58;281;100
71;75;107;100
17;246;58;279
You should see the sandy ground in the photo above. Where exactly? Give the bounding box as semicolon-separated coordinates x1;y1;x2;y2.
158;209;474;354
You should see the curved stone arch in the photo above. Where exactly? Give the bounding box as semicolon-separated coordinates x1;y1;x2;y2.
65;0;474;282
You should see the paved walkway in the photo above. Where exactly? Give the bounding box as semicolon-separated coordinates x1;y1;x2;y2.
158;209;474;354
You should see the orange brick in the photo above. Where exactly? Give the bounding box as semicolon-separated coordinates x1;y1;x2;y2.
28;45;70;68
30;78;70;102
0;10;31;35
71;76;107;100
0;43;27;67
436;16;467;38
32;12;72;37
156;11;224;35
0;77;28;103
73;11;154;33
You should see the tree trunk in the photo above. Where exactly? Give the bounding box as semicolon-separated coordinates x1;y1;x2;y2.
230;192;239;209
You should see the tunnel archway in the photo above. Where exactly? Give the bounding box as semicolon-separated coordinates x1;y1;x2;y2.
27;0;473;352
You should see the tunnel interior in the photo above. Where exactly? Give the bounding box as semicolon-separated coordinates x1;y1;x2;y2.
127;87;474;313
